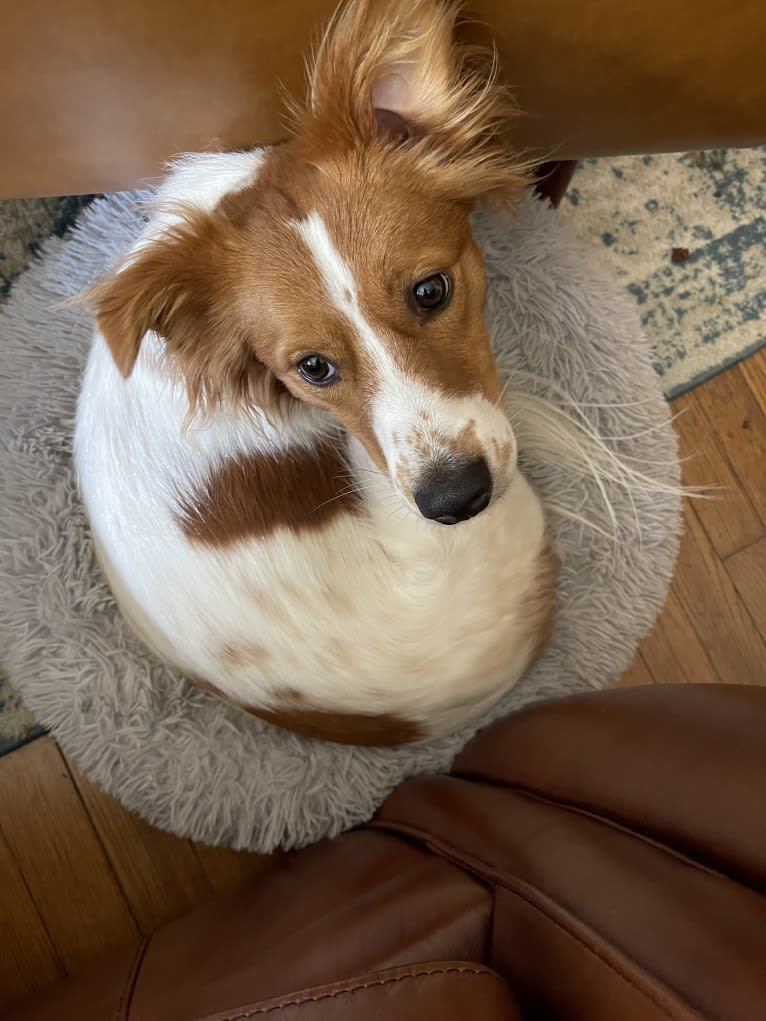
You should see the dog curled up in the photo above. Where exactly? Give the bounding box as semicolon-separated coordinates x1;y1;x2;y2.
75;0;555;746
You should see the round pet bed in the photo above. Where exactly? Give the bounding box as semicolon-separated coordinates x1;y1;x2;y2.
0;191;681;851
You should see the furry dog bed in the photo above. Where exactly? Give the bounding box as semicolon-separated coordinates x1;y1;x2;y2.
0;191;681;852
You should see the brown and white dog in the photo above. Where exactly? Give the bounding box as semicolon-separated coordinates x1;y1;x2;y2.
74;0;555;745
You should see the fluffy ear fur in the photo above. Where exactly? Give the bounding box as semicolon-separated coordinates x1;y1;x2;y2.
89;210;283;415
293;0;532;206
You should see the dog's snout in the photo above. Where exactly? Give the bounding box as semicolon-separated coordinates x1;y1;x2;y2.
414;457;493;525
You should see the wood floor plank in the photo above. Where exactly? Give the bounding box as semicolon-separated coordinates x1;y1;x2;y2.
0;828;63;1011
637;587;719;686
672;391;764;558
694;363;766;530
66;756;213;935
618;651;655;687
192;841;279;896
741;345;766;419
725;536;766;647
0;738;140;974
671;502;766;686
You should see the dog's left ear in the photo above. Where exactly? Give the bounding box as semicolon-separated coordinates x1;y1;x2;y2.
88;207;285;416
300;0;531;206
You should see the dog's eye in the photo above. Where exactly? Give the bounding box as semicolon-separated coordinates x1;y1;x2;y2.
297;354;339;386
413;273;452;312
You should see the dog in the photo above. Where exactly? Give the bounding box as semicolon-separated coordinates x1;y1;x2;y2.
74;0;555;745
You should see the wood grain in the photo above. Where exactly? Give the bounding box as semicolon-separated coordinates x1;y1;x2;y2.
741;348;766;419
617;650;655;687
672;390;763;558
694;364;766;529
0;829;63;1011
667;502;766;685
725;536;766;646
638;588;719;686
68;760;213;935
0;739;140;974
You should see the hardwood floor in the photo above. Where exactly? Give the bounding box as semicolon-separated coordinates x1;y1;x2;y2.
620;352;766;687
2;348;766;1011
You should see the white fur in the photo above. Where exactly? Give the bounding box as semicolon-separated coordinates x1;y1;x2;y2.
155;151;266;211
74;154;548;739
294;211;516;499
134;150;266;255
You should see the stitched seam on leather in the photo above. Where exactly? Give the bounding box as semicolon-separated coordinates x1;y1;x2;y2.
217;966;505;1019
451;773;766;895
367;820;705;1021
115;936;151;1021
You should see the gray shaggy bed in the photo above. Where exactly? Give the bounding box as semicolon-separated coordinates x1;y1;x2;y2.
0;190;681;851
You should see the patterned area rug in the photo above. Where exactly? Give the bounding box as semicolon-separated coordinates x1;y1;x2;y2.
561;146;766;398
1;145;764;756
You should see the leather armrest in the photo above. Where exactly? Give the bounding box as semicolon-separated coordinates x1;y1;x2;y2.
195;963;522;1021
374;684;766;1020
451;684;766;890
5;832;493;1021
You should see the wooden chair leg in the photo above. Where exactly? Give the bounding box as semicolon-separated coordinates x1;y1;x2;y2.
534;160;578;207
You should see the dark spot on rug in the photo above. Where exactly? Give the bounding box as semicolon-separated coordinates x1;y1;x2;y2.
51;195;99;239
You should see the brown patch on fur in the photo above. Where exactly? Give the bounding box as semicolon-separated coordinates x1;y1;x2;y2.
407;425;432;460
453;419;483;460
492;437;514;468
394;455;412;495
184;655;422;748
221;642;271;668
320;585;354;614
402;418;487;486
177;442;362;546
221;175;303;227
244;586;284;620
278;686;308;704
275;578;303;604
244;703;425;746
185;673;225;700
188;671;424;744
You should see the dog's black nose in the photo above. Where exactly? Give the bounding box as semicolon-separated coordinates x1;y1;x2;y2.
414;458;493;525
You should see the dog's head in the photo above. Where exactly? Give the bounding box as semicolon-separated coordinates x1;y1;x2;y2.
92;0;531;524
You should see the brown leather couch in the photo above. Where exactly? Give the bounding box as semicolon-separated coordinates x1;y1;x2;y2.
7;684;766;1020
